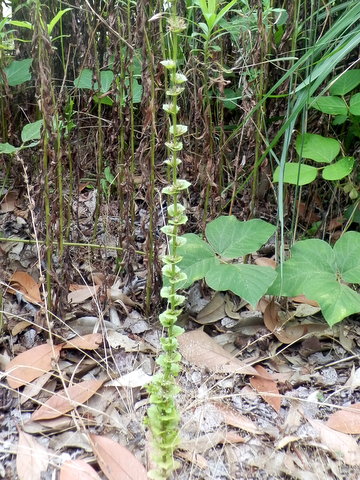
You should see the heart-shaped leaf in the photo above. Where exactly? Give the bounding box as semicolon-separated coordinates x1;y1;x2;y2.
206;263;277;307
295;133;340;163
310;96;348;115
273;163;318;185
205;216;276;259
268;232;360;325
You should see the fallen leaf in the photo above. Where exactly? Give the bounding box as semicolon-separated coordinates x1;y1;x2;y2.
9;271;42;304
264;301;326;344
63;333;103;350
31;379;104;421
196;293;225;324
0;190;18;212
6;343;62;388
291;294;319;307
326;403;360;434
89;434;147;480
250;365;281;412
212;401;261;434
60;459;101;480
254;257;276;268
175;450;208;470
68;285;100;304
180;431;245;454
308;418;360;466
16;429;49;480
12;320;33;336
106;369;152;388
178;329;259;376
293;303;321;317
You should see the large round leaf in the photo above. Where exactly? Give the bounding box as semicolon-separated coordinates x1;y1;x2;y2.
205;216;276;259
206;263;277;307
273;163;318;185
295;133;340;163
334;231;360;283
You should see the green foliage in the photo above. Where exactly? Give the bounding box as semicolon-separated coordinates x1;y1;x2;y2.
273;133;354;185
0;120;43;153
3;58;32;86
74;68;142;106
176;216;277;306
268;232;360;326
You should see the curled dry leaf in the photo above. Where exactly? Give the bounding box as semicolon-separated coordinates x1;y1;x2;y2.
196;292;225;324
16;429;49;480
308;418;360;466
63;333;103;350
9;271;42;304
254;257;276;269
211;401;261;435
6;343;62;389
264;300;326;344
31;379;104;421
68;285;100;304
89;434;147;480
180;431;245;455
178;329;259;376
60;459;102;480
250;365;281;412
326;403;360;434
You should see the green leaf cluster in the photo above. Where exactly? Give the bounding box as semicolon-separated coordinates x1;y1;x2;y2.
268;231;360;326
0;119;43;154
176;215;277;306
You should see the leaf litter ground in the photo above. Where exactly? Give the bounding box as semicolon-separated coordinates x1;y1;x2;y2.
2;203;360;479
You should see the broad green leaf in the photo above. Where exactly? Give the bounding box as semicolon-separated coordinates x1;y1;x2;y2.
332;114;348;125
273;163;318;185
295;133;340;163
0;142;17;154
48;8;72;35
329;69;360;95
220;88;242;110
21;119;43;143
334;231;360;284
349;93;360;115
74;69;93;89
93;94;113;106
205;264;277;307
205;216;276;259
269;234;360;325
310;96;347;115
96;70;114;93
131;79;142;103
4;59;32;86
176;233;219;288
322;157;354;181
344;204;360;225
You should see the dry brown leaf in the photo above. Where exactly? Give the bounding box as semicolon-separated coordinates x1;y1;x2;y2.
264;301;326;344
180;431;245;454
175;450;208;470
250;365;281;412
326;403;360;434
0;190;18;212
6;343;62;389
9;271;42;304
107;369;152;388
63;333;103;350
212;401;261;434
12;320;33;336
60;459;101;480
89;434;147;480
308;418;360;466
254;257;276;269
31;379;104;421
290;294;319;307
16;429;49;480
196;293;225;324
178;329;259;376
68;285;100;304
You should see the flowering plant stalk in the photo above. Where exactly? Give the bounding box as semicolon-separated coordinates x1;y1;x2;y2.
145;2;189;479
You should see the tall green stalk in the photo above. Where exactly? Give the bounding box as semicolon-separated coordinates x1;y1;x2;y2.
146;2;189;479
